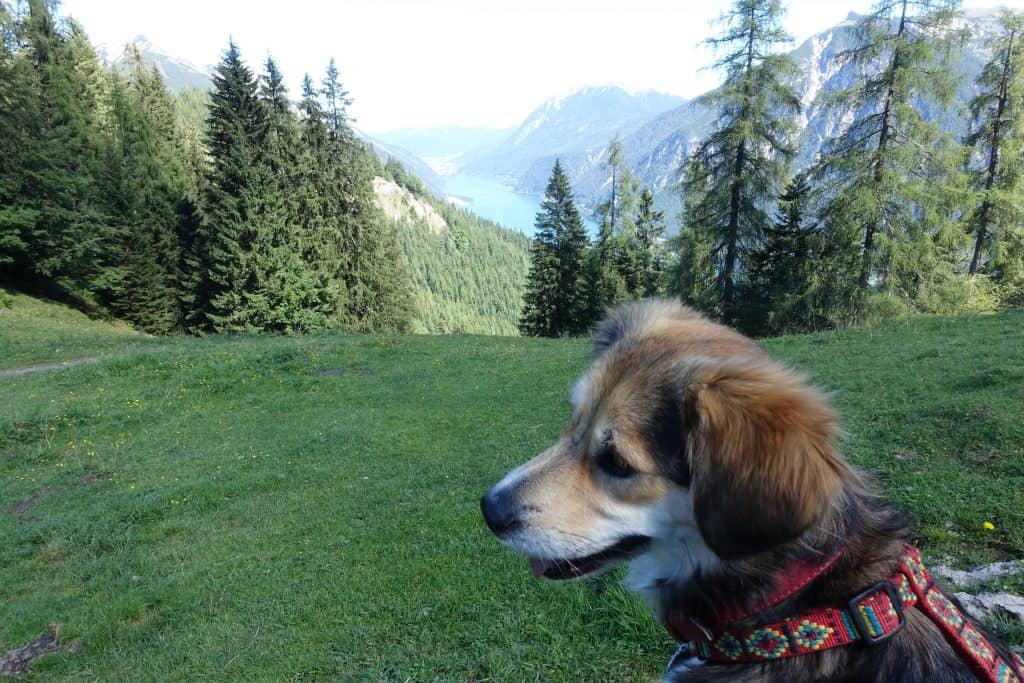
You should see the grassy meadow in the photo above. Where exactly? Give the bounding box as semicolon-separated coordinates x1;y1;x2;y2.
1;296;1022;680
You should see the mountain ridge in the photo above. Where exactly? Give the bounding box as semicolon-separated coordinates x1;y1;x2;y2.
490;8;1003;220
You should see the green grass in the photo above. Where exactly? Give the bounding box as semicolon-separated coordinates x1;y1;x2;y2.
1;302;1021;680
0;290;153;371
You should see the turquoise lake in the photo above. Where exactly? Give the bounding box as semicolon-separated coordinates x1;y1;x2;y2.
443;173;596;236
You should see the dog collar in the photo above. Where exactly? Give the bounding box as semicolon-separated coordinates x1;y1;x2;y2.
665;545;1024;683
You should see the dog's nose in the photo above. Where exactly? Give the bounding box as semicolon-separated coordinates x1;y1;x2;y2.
480;489;522;536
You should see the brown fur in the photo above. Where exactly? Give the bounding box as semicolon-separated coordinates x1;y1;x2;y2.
483;299;1019;682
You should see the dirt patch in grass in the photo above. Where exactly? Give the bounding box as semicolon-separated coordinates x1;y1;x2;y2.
6;473;110;516
0;356;102;378
0;625;80;676
318;367;374;377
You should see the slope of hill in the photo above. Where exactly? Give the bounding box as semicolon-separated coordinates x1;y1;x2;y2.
1;308;1020;678
464;86;685;181
373;171;531;335
0;289;146;370
362;135;447;196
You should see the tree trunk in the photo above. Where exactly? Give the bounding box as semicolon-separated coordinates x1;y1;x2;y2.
723;12;757;314
969;29;1015;277
724;142;745;311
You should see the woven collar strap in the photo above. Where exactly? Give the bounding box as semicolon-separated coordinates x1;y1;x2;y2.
672;545;1024;683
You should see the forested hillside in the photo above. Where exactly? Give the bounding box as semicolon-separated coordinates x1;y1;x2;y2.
0;2;530;337
378;162;530;335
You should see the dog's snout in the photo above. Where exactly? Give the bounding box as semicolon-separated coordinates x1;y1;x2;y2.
480;489;523;536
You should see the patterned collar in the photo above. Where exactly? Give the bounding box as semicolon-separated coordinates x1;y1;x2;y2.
662;544;1024;683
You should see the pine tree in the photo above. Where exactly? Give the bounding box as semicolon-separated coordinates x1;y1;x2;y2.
520;160;590;337
294;72;349;325
196;40;266;332
813;0;966;318
672;0;800;328
964;9;1024;298
96;48;198;333
633;187;670;297
244;56;333;333
0;2;111;292
743;174;829;333
319;60;413;332
586;136;644;319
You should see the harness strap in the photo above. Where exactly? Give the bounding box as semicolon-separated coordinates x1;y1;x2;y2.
669;545;1024;683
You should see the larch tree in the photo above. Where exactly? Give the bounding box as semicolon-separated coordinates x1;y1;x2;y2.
673;0;800;328
964;9;1024;297
813;0;966;317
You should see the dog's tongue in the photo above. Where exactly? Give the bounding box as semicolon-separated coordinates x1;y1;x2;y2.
528;557;554;579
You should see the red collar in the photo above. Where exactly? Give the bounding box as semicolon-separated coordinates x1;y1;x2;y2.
662;544;1024;683
662;540;849;643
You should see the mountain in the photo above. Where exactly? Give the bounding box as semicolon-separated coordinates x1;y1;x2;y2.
464;86;686;181
107;35;211;92
375;126;514;175
498;10;1000;220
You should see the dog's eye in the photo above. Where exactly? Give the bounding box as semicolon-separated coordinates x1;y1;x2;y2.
597;447;635;478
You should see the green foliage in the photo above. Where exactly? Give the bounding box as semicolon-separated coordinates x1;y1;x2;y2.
964;9;1024;291
583;139;673;324
1;5;415;337
743;174;828;334
379;158;530;335
812;0;969;321
391;202;531;335
672;0;800;328
94;46;200;334
520;160;591;337
0;2;112;285
385;156;426;195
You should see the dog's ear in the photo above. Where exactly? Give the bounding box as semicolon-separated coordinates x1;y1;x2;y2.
682;361;846;560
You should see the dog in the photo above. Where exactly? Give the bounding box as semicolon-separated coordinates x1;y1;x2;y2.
481;299;1023;682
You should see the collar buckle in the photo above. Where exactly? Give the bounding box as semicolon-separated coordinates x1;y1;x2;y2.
847;580;905;646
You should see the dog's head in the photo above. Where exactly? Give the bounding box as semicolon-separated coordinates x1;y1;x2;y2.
481;299;848;590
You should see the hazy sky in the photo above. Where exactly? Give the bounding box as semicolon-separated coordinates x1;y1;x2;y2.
62;0;1024;133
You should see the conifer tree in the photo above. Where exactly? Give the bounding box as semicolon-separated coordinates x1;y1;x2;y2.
244;56;333;333
964;9;1024;294
97;47;198;333
586;136;644;319
295;71;348;324
318;60;413;332
195;40;266;331
813;0;966;317
0;1;111;290
520;160;590;337
744;174;829;333
633;187;670;297
673;0;800;327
